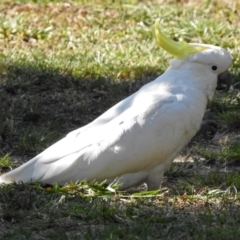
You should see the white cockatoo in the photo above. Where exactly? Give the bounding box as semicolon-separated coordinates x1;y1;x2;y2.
0;20;232;190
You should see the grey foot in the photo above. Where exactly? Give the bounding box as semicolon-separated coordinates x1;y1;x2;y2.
196;120;218;140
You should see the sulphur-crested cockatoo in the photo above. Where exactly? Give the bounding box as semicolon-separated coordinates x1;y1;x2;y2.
0;20;232;190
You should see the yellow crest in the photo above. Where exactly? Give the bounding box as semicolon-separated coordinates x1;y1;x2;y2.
154;19;206;58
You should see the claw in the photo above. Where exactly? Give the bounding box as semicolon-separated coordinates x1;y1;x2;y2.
196;120;218;140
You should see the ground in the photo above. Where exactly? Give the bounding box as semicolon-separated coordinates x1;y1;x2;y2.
0;0;240;239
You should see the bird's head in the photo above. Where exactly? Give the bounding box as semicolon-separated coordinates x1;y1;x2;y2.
154;19;232;91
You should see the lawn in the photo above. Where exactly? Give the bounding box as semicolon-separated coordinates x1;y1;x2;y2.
0;0;240;239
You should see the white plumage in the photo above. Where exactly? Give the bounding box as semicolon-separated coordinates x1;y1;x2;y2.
0;21;232;190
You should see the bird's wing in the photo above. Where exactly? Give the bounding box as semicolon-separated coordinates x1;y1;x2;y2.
66;93;136;138
0;81;202;185
66;80;161;137
36;80;175;165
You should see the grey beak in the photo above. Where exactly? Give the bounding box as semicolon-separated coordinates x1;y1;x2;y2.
216;70;232;91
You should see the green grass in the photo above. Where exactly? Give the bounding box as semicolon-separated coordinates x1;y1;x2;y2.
0;155;11;167
218;111;240;128
195;141;240;165
0;0;240;239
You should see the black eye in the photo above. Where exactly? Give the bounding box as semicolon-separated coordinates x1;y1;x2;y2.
212;65;218;71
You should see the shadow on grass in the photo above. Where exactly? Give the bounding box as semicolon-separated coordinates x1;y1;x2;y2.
0;179;240;240
0;63;161;157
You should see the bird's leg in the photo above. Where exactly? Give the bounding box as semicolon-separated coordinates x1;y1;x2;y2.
108;171;148;190
146;164;172;190
146;171;164;190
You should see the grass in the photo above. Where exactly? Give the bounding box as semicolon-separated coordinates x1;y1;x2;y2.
0;154;11;167
0;0;240;239
194;141;240;169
